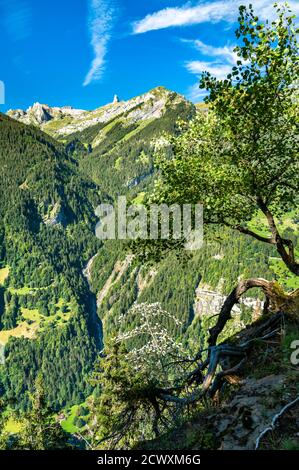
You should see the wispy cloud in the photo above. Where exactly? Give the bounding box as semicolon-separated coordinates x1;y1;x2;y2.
83;0;116;87
133;1;234;34
184;38;238;101
186;83;208;101
133;1;299;34
185;39;239;65
0;0;32;41
186;60;232;79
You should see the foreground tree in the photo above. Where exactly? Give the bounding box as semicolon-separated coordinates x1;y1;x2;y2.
126;2;299;407
151;2;299;346
0;376;70;450
90;304;193;448
18;376;70;450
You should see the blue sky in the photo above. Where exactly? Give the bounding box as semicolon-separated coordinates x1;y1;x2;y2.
0;0;298;111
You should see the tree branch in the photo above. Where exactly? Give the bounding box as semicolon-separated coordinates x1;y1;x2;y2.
233;225;275;244
257;197;299;275
208;278;274;347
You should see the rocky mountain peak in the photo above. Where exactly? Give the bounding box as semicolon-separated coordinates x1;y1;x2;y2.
6;86;193;138
29;102;52;124
7;103;86;126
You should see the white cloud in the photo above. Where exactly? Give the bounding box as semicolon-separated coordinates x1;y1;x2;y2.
184;36;239;82
186;60;232;79
133;0;299;34
83;0;116;87
189;39;239;65
186;83;208;101
184;38;239;102
133;1;235;34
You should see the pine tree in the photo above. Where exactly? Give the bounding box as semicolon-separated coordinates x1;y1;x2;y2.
15;375;70;450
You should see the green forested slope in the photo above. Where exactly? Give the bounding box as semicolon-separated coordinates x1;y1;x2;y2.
78;99;195;200
0;114;102;409
1;0;298;450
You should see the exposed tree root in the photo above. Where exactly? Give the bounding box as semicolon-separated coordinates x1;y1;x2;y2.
202;345;246;392
203;277;298;395
153;281;298;431
255;396;299;450
158;311;287;406
202;312;284;396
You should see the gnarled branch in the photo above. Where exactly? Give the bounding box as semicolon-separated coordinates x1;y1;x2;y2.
208;278;274;347
257;197;299;275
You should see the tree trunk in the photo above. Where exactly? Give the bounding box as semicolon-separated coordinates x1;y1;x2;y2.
257;198;299;276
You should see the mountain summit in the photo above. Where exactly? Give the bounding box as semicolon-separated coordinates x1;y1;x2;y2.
7;87;192;139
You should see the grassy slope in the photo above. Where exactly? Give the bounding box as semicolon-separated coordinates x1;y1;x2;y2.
0;267;9;285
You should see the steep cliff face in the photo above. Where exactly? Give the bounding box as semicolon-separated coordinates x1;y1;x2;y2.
7;102;85;126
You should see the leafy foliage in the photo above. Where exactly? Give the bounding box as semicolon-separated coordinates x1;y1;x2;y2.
0;376;71;449
150;3;299;275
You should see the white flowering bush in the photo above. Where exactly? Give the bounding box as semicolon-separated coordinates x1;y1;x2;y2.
115;302;190;382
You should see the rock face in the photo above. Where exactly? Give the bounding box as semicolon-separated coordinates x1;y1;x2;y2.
30;103;52;124
212;375;289;450
7;102;86;126
194;282;263;322
43;202;67;227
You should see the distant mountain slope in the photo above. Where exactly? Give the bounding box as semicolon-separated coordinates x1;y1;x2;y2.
2;88;196;412
7;103;85;127
7;87;195;200
77;87;195;199
7;87;192;141
0;114;102;409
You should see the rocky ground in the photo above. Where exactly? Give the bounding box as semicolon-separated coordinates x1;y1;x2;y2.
139;313;299;451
